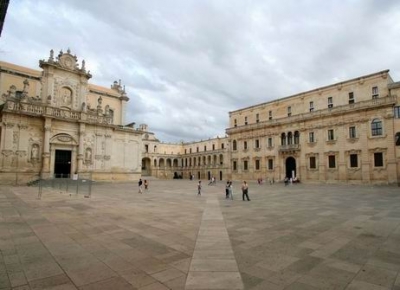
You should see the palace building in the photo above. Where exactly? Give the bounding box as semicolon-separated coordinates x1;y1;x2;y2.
225;70;400;184
2;49;400;185
0;49;143;184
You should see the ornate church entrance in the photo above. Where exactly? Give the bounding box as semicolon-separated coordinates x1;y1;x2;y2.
285;157;296;179
54;150;71;177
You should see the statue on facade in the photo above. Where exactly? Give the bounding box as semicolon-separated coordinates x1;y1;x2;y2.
31;144;39;161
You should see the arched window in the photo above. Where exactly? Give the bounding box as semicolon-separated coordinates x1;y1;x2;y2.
232;140;237;150
371;119;382;136
396;132;400;146
287;132;293;145
281;133;286;145
294;131;300;144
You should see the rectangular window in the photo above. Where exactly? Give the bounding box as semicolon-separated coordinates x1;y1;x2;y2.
371;120;382;136
255;139;260;148
374;152;383;167
350;154;358;168
394;107;400;118
287;106;292;117
349;126;356;139
328;97;333;108
309;156;316;169
269;110;272;120
185;149;187;154
328;129;335;141
244;141;248;150
243;160;248;171
268;159;273;170
328;155;336;168
233;161;237;171
309;132;315;143
349;92;355;104
196;147;199;152
256;113;259;123
204;146;207;151
372;86;379;99
212;144;215;150
244;116;248;125
221;143;225;149
309;101;314;112
255;160;260;170
268;137;273;147
234;119;237;127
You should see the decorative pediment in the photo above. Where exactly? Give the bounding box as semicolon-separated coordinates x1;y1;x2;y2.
50;133;78;145
39;48;92;79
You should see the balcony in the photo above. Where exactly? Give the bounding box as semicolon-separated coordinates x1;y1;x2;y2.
1;100;113;125
279;144;300;153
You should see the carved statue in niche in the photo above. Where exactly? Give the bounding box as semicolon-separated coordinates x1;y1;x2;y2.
61;87;72;105
85;148;92;163
31;144;39;161
105;105;110;116
81;102;86;112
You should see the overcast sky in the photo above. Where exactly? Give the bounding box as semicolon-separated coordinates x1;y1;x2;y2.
1;0;400;142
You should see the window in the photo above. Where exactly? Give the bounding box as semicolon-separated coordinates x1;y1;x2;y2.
232;140;237;150
309;101;314;112
189;148;192;153
244;116;248;125
328;155;336;168
396;132;400;146
349;126;356;139
281;133;286;145
328;97;333;108
349;92;354;104
268;137;273;147
394;107;400;118
309;132;315;143
196;147;199;153
255;160;260;170
234;119;237;127
374;152;383;167
328;129;335;141
268;159;274;170
244;141;248;150
185;149;187;154
294;131;300;144
309;156;316;169
350;154;358;168
269;110;272;120
372;86;379;99
287;106;292;117
371;119;382;136
221;143;225;149
212;144;215;150
204;146;207;151
233;161;237;171
243;160;248;170
255;139;260;149
256;113;259;123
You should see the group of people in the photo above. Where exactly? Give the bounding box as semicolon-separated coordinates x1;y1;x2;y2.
138;179;149;193
197;179;250;201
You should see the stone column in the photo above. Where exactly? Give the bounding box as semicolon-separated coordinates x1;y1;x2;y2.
41;118;52;178
77;122;85;172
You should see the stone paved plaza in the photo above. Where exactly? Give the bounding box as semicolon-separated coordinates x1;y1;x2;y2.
1;180;400;290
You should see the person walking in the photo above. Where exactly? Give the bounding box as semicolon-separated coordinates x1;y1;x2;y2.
197;180;202;196
225;181;230;199
144;179;149;190
229;181;233;200
241;181;250;201
138;179;143;194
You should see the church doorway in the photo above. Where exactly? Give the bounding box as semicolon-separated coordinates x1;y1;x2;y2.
54;150;71;178
285;157;296;179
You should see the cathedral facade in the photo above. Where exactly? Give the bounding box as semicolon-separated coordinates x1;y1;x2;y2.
0;49;143;184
